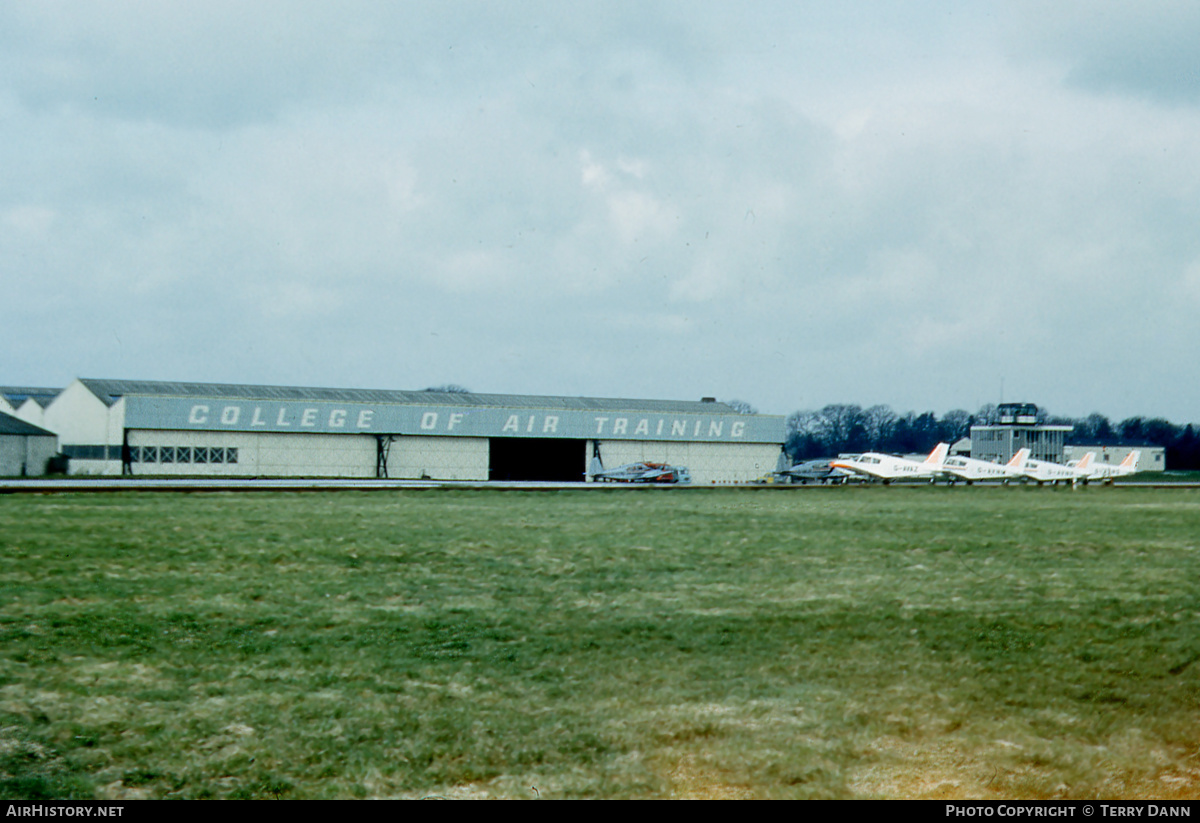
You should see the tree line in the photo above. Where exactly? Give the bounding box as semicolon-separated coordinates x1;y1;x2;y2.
782;404;1200;470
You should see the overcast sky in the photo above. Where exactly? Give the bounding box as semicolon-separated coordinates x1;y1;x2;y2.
3;2;1199;422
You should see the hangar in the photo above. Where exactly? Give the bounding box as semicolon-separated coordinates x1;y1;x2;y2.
39;379;785;484
0;411;59;476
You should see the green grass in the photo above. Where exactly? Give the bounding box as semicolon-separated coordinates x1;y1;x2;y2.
1;486;1199;799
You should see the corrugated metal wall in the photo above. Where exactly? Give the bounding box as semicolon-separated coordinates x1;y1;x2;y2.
592;440;781;484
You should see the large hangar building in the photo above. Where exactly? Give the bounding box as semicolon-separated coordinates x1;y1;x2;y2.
43;379;785;483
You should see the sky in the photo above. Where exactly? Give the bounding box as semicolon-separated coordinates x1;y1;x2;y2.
3;1;1199;423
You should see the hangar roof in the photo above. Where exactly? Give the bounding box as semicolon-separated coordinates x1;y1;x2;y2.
0;411;56;437
79;378;739;415
0;387;61;408
1066;439;1163;449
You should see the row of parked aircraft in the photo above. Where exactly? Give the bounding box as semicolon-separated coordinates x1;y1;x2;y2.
583;447;1140;486
783;445;1141;486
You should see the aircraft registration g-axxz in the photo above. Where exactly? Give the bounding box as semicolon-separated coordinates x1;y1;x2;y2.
1073;450;1141;484
588;455;692;484
829;442;949;484
939;448;1030;485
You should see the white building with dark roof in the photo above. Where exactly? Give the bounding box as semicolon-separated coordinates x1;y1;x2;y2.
38;378;786;483
1063;443;1166;473
0;411;59;476
0;387;60;430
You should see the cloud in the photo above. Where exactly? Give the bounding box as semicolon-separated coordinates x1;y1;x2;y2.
2;205;57;239
1006;1;1200;105
2;4;1200;423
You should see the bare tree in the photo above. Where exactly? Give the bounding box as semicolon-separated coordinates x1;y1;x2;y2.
786;410;821;439
940;409;972;442
785;410;824;460
974;404;999;425
1081;413;1114;441
725;398;758;415
816;404;868;452
863;404;897;450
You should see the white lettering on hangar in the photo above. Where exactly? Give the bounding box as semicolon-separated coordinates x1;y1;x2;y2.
188;404;373;430
593;416;744;438
182;404;748;439
498;415;561;433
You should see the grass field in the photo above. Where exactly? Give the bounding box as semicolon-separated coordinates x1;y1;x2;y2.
2;486;1199;799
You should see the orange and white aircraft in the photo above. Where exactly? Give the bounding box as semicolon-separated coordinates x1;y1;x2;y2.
1016;452;1089;486
830;442;949;484
1074;450;1141;484
939;448;1030;485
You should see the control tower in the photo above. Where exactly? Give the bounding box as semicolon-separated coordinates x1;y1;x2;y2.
970;403;1073;464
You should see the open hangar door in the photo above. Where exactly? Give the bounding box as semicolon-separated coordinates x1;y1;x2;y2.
489;438;587;481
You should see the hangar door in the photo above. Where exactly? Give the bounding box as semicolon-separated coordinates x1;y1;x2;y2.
489;438;586;482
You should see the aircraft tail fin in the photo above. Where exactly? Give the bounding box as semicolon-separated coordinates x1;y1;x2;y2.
588;455;604;477
1077;452;1095;470
1008;448;1030;471
775;449;790;473
1121;450;1141;471
924;442;949;466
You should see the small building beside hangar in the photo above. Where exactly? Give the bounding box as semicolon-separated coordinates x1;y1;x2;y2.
39;379;785;484
0;411;59;476
1063;443;1165;473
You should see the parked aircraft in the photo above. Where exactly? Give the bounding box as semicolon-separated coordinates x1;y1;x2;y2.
1016;452;1089;486
939;448;1030;485
830;443;949;484
777;458;852;484
1074;450;1141;484
588;455;691;484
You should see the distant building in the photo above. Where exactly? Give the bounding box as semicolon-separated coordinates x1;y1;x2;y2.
1063;444;1165;473
970;403;1072;464
26;378;785;484
0;411;59;476
0;387;59;430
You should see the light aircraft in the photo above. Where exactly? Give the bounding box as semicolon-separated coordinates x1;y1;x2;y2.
1016;452;1089;486
829;442;949;484
939;448;1030;485
777;458;853;485
588;455;691;484
1074;450;1141;484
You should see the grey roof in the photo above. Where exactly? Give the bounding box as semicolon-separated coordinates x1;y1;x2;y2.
0;387;61;408
79;378;740;415
0;411;56;437
1066;439;1162;448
